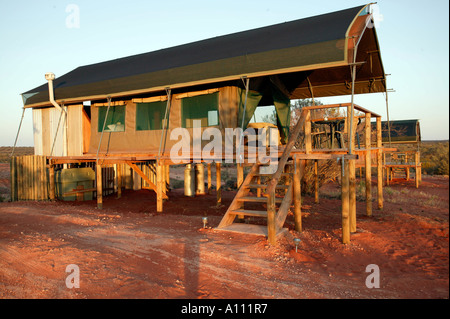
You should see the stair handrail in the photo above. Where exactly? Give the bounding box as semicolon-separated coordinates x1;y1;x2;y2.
266;108;307;244
266;108;307;196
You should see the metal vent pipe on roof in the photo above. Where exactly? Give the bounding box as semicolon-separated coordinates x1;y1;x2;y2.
45;72;63;112
45;72;67;157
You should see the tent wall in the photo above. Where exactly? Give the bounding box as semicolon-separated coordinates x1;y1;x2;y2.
87;86;240;155
67;105;84;156
32;108;43;155
32;107;65;156
33;105;85;156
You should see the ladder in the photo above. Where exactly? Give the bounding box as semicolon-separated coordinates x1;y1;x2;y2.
216;160;293;238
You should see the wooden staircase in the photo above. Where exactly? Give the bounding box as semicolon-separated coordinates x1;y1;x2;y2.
216;108;308;244
216;161;294;238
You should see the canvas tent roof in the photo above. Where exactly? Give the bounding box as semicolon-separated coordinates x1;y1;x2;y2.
22;4;386;108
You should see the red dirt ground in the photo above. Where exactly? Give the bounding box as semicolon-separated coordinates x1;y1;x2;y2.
0;163;448;299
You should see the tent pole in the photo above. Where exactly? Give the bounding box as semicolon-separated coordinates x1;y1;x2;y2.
159;87;172;159
96;96;112;161
10;107;26;157
50;102;65;157
307;77;315;106
384;80;393;148
237;76;249;163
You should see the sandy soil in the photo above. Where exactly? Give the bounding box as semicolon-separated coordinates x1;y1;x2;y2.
0;163;448;299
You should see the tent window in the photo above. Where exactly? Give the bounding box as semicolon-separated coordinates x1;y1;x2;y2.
182;92;219;128
98;105;125;132
136;101;167;131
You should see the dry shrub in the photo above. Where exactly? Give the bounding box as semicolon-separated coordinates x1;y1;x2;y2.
301;159;340;195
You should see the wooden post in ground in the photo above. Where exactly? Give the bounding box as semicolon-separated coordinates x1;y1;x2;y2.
293;156;302;232
10;156;17;201
386;166;390;185
256;175;261;197
216;162;221;206
314;159;319;203
405;154;410;180
165;164;170;191
96;162;103;209
267;191;276;245
237;163;244;189
341;157;350;244
349;159;356;233
415;152;419;188
157;161;163;212
49;163;55;201
117;163;122;199
207;163;212;194
365;112;372;217
347;105;356;233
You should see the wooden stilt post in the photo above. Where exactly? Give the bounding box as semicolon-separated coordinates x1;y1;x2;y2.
294;156;302;232
314;159;319;203
365;112;372;217
49;163;55;201
349;159;356;233
165;164;170;191
341;157;350;244
157;161;163;212
347;105;356;233
117;163;122;199
216;162;221;206
96;162;103;209
207;163;212;194
267;191;276;245
256;175;262;197
10;156;17;201
415;152;419;188
237;163;244;189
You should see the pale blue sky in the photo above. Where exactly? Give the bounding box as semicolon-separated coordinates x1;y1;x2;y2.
0;0;448;146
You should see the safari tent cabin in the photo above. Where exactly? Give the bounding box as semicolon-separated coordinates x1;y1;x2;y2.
23;4;386;160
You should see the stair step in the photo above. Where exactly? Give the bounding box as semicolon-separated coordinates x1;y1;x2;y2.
246;184;289;189
230;209;268;217
216;223;289;237
237;196;283;203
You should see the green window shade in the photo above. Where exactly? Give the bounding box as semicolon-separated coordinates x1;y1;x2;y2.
182;92;219;128
136;101;168;131
98;105;125;132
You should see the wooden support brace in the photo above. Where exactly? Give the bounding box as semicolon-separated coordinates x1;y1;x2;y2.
126;161;168;199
